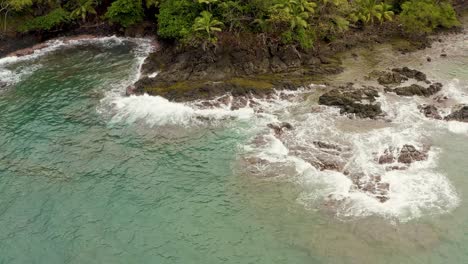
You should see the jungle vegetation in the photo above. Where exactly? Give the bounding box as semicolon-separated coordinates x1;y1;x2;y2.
0;0;461;48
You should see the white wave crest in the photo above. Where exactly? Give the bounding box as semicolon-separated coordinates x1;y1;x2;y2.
106;94;255;127
0;36;154;87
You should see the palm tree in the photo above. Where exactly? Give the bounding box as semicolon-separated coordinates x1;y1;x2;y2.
193;11;224;43
350;0;394;25
71;0;97;23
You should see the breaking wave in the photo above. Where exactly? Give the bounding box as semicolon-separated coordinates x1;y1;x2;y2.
4;33;464;223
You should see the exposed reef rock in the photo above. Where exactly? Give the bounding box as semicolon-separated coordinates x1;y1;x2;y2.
444;105;468;122
350;173;390;203
392;67;427;82
374;71;408;85
377;144;429;167
418;104;442;120
268;122;294;137
385;83;442;97
133;42;344;101
371;67;428;86
288;140;352;172
318;86;383;119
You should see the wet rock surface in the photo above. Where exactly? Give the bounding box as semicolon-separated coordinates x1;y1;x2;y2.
350;173;390;203
134;42;344;101
392;67;427;82
385;83;442;97
374;71;408;85
267;122;294;136
318;86;383;119
377;144;429;166
418;104;442;120
444;105;468;122
398;145;429;164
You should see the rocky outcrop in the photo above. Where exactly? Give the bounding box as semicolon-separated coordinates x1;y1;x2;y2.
371;67;428;86
377;144;429;167
418;104;442;119
392;67;427;82
385;83;442;97
267;122;294;136
398;145;429;164
374;71;408;85
134;41;344;100
350;173;390;203
318;86;383;119
444;105;468;122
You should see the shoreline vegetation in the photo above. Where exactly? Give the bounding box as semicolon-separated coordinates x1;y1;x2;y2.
0;0;466;100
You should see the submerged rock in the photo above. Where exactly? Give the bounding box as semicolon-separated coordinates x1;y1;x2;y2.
318;87;383;119
444;105;468;122
350;173;390;203
418;104;442;120
267;122;294;136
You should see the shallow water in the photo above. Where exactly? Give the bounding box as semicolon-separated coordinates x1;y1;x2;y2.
0;32;467;263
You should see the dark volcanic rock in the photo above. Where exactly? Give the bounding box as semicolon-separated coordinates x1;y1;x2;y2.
378;147;396;164
126;85;136;96
398;145;429;164
267;122;294;136
418;104;442;120
377;144;429;166
134;42;344;101
318;87;383;119
444;105;468;122
375;71;408;85
387;83;442;97
392;67;427;82
313;141;343;152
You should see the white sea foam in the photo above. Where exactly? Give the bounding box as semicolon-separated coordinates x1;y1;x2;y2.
6;33;458;223
237;86;461;222
107;94;255;127
0;36;154;87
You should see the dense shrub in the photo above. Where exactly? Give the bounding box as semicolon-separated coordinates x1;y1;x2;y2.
105;0;144;27
400;0;460;33
157;0;200;40
19;8;70;32
3;0;462;48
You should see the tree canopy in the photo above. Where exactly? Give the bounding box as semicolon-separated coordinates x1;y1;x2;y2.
0;0;461;48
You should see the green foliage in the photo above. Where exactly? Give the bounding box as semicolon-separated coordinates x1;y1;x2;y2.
4;0;33;11
157;0;199;39
19;7;69;32
145;0;159;8
269;0;316;30
400;0;460;33
70;0;97;22
315;0;351;40
105;0;144;27
350;0;394;25
3;0;462;50
193;10;223;42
